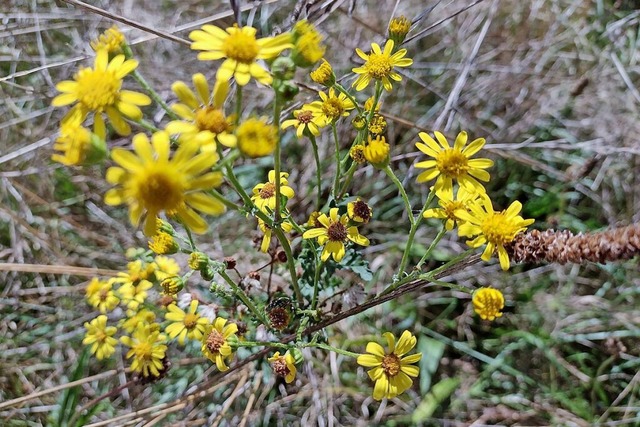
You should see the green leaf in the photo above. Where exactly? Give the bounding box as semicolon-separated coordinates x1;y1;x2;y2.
412;377;460;423
418;337;445;394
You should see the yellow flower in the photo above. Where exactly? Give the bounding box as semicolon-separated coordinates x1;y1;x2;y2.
83;315;118;360
120;325;168;377
90;26;126;53
423;187;480;231
189;24;293;86
160;276;184;296
307;88;355;123
121;308;156;334
236;117;279;158
352;40;413;92
388;16;412;45
472;287;505;320
368;113;387;135
117;278;152;310
363;96;381;112
148;231;179;255
165;300;209;345
310;59;335;87
281;108;327;138
415;131;493;199
357;330;422;400
86;278;119;313
201;317;238;371
302;207;369;262
268;351;297;383
52;119;107;166
364;135;390;169
251;170;295;213
258;218;293;253
105;130;225;236
347;198;373;224
166;74;236;150
52;49;151;136
154;255;180;281
291;20;326;67
456;196;534;270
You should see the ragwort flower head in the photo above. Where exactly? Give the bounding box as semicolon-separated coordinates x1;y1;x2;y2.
415;131;493;199
291;20;326;67
165;300;209;345
472;287;505;321
302;207;369;262
166;74;236;150
269;351;297;383
201;317;238;371
52;50;151;136
347;198;373;224
352;40;413;92
456;196;535;270
251;170;295;213
83;315;118;360
364;135;390;169
281;108;327;138
86;277;119;313
120;325;168;377
90;26;126;54
52;119;107;166
105;130;225;236
388;15;412;45
236;117;279;158
310;59;335;87
423;187;480;231
357;330;422;400
307;88;355;123
189;24;293;86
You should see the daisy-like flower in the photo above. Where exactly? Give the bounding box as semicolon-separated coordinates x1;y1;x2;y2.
423;187;480;231
310;59;335;87
306;88;356;123
472;287;505;321
258;218;293;253
236;117;279;158
86;278;119;313
90;26;126;54
281;108;327;138
347;198;373;224
165;300;209;345
302;207;369;262
251;170;295;213
154;256;180;281
415;131;494;199
83;315;118;360
268;351;297;383
189;24;293;86
352;40;413;92
52;118;107;166
120;325;168;377
291;20;326;67
117;278;153;310
148;231;179;255
121;308;156;334
456;196;535;270
201;317;238;371
166;74;236;150
51;49;151;136
105;130;226;236
356;330;422;400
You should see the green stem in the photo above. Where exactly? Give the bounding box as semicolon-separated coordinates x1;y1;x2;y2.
308;133;322;211
305;342;360;358
132;70;179;121
235;85;243;126
233;340;291;350
395;184;436;278
338;161;357;199
418;248;476;280
384;165;413;225
331;123;341;199
311;255;322;310
209;189;240;211
133;119;161;133
218;269;268;325
415;226;448;270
